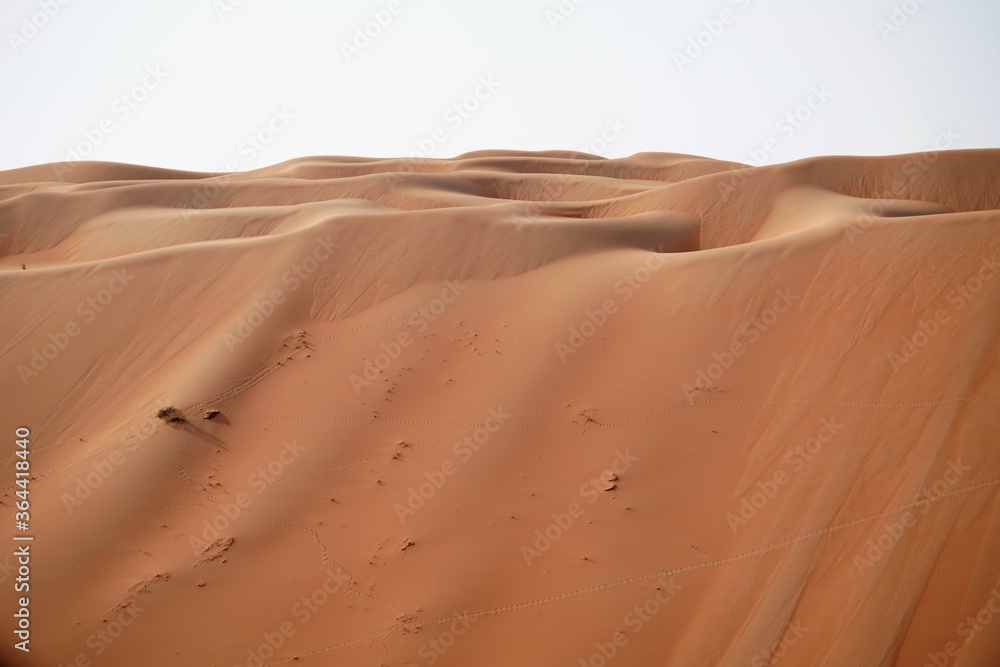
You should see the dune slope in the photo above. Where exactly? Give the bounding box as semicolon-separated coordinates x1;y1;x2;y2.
1;150;999;667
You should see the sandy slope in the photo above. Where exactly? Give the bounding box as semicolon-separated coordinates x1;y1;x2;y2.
0;150;999;667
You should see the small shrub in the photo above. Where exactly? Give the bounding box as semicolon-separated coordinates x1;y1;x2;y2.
156;406;186;423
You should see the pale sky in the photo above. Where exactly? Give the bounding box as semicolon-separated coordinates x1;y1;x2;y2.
1;0;997;172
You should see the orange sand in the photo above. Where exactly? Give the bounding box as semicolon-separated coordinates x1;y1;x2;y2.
1;150;999;666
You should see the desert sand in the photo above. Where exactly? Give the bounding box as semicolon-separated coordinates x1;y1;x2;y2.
1;149;999;666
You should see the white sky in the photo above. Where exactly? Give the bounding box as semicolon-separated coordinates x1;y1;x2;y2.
1;0;998;172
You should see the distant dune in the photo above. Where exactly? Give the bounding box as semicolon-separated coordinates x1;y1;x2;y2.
1;150;999;666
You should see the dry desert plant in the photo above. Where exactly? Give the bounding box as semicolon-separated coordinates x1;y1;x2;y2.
156;406;186;423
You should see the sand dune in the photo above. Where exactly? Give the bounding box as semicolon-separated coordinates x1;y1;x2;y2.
1;150;999;666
